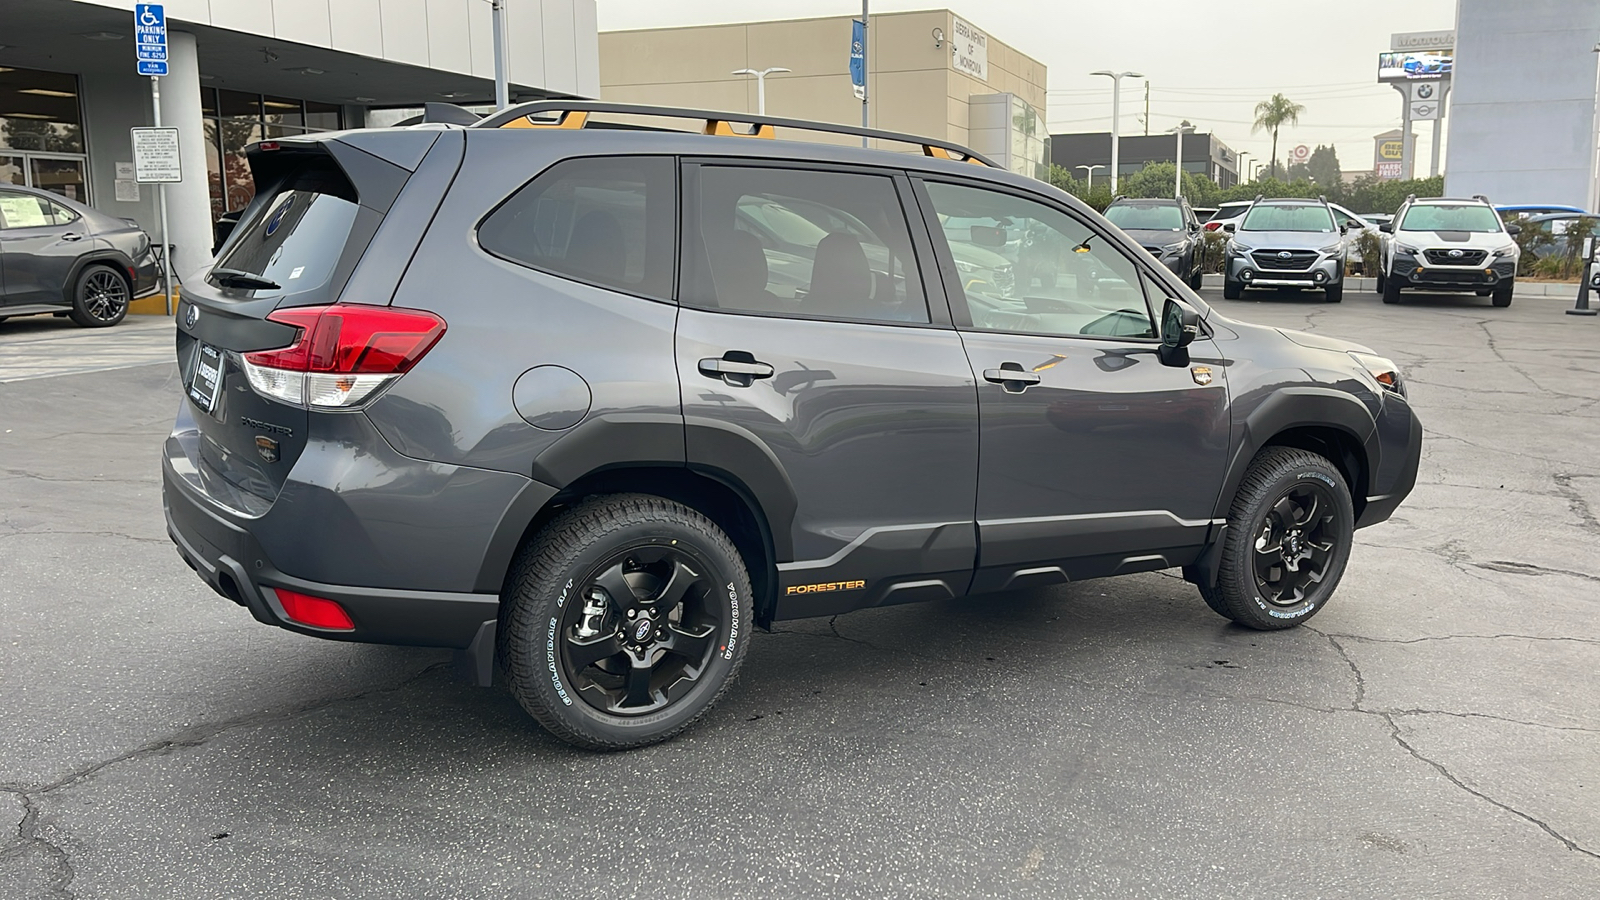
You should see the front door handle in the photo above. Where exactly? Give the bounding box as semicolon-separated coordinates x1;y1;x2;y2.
60;232;83;242
983;363;1041;393
699;354;774;388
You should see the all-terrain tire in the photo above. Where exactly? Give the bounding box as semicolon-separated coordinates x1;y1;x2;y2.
1382;275;1403;305
499;493;753;750
1223;278;1243;300
1188;267;1204;290
1491;279;1513;307
1375;270;1386;293
1325;282;1343;303
1198;447;1354;630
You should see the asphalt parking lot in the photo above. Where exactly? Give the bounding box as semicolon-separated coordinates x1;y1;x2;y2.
3;289;1598;899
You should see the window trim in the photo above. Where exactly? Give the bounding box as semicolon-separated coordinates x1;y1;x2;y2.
472;153;681;306
677;158;948;329
908;174;1166;343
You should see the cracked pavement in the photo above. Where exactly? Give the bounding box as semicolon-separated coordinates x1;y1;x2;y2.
3;290;1599;898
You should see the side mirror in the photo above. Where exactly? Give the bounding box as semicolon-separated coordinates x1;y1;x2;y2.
1378;222;1393;234
1159;297;1200;366
1223;223;1236;233
1188;223;1200;233
1339;224;1349;235
1506;223;1522;236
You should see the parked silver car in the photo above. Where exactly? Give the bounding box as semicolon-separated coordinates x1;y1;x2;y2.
1222;197;1348;302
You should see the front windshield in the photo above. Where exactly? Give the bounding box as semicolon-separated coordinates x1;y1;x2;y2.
1240;204;1335;233
1399;204;1503;233
1104;204;1184;231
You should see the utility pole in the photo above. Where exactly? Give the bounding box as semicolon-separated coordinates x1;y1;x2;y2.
1092;70;1143;194
860;0;869;146
492;0;509;110
1143;80;1150;136
1170;121;1194;200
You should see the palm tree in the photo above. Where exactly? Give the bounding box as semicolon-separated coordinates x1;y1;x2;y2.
1252;93;1306;180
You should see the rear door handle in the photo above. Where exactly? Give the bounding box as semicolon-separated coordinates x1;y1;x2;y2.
983;363;1041;392
699;355;774;387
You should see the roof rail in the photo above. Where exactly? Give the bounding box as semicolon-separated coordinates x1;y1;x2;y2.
1405;193;1416;203
1254;193;1264;203
472;100;998;167
417;102;483;126
1472;193;1491;204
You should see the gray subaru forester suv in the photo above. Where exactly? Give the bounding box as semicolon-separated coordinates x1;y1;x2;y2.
164;102;1420;750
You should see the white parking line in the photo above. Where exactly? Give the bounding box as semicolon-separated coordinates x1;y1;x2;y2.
0;317;177;383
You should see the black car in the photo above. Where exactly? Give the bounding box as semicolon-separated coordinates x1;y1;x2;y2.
164;102;1421;750
0;184;160;327
1103;197;1204;289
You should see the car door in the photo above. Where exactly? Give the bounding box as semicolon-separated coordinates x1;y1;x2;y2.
912;176;1231;593
0;190;86;306
676;161;979;618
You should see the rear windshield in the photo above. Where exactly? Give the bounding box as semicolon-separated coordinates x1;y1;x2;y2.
1104;204;1184;231
211;161;359;292
1400;204;1503;233
1209;205;1248;221
1241;204;1335;233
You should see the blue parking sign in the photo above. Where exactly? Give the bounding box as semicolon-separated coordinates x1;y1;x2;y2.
134;4;168;75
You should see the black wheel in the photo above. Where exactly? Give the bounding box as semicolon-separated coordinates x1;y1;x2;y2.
69;265;130;327
1198;447;1354;630
1375;270;1385;293
499;494;752;750
1188;267;1204;290
1325;282;1343;303
1382;275;1402;305
1491;279;1513;307
1223;278;1243;300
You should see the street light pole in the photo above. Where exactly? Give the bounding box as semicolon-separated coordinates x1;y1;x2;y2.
1169;121;1194;200
491;0;509;110
1238;152;1251;185
1091;70;1144;194
732;67;791;116
1076;164;1105;193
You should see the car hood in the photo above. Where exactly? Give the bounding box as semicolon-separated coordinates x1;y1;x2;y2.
1392;229;1515;249
1233;230;1342;250
1119;228;1190;247
1276;328;1375;355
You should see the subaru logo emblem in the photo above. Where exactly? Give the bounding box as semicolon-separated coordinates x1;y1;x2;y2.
1448;248;1464;258
633;618;653;643
185;303;199;327
1277;251;1292;259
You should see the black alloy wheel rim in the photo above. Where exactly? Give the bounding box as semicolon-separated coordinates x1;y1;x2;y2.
561;544;724;716
82;270;129;322
1252;482;1341;606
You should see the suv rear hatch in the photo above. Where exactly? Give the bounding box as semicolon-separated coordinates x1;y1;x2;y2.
173;131;442;511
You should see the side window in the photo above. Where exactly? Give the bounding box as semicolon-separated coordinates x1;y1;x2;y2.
45;200;79;225
922;181;1156;339
0;192;52;229
478;156;674;301
683;165;929;324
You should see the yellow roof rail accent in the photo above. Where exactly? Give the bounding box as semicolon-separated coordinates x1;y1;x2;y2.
473;101;996;167
703;119;775;139
923;145;986;166
501;110;590;130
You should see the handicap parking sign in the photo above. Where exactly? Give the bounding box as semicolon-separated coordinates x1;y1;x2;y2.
134;4;168;76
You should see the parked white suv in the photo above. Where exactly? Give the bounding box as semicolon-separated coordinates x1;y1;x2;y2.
1378;196;1520;307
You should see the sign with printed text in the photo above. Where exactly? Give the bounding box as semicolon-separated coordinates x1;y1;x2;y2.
134;4;168;76
849;18;865;100
1378;140;1404;161
953;16;987;82
1391;30;1455;52
131;127;181;182
1377;160;1403;180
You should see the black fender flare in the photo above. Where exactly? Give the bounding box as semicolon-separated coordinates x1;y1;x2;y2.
61;249;137;304
683;416;798;561
1212;386;1379;522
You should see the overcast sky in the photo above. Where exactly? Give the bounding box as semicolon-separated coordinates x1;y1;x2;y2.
598;0;1460;177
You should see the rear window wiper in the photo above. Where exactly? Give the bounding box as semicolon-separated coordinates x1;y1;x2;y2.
210;268;281;290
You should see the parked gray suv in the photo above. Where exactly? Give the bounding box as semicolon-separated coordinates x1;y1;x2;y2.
1222;197;1349;302
163;103;1421;750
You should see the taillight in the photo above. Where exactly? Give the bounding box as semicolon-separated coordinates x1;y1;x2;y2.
1204;221;1222;231
241;304;445;409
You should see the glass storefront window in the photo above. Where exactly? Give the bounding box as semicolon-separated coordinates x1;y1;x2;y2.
0;66;88;201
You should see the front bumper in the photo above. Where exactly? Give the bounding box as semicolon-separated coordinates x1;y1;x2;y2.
1355;393;1422;529
1390;256;1516;290
1226;252;1343;288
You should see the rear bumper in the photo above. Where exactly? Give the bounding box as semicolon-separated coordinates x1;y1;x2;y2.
164;460;499;648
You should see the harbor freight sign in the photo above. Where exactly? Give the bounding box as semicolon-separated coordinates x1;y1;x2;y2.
131;127;182;183
134;4;168;76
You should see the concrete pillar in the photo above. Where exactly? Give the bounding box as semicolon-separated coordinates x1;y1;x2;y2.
156;31;214;280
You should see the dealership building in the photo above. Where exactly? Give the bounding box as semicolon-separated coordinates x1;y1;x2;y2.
599;9;1049;180
0;0;599;283
1445;0;1600;209
1048;131;1241;188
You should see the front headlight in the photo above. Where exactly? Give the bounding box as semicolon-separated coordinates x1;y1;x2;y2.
1162;242;1186;255
1394;243;1421;255
1229;242;1254;255
1350;351;1405;397
1492;244;1519;258
1318;243;1343;255
953;258;978;273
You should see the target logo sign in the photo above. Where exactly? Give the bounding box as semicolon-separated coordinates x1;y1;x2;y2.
1291;145;1311;162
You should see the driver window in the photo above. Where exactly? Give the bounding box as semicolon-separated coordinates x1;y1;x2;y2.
922;181;1156;339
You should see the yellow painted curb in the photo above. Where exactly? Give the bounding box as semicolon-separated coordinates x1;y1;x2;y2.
130;288;178;316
